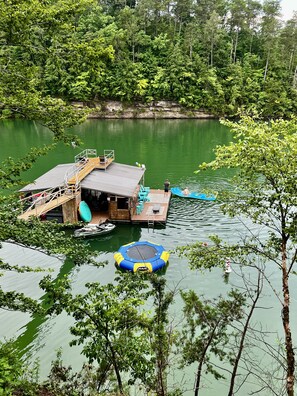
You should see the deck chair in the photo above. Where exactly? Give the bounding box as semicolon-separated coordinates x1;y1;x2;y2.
140;185;150;193
136;201;144;215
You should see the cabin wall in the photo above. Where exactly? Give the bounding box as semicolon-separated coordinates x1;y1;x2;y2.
109;199;130;221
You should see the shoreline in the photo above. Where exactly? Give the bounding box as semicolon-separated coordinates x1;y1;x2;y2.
72;100;217;119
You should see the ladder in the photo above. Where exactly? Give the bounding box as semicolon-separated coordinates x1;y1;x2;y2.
148;218;154;231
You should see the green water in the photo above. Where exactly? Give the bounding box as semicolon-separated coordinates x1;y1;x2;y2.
0;119;294;395
0;119;232;187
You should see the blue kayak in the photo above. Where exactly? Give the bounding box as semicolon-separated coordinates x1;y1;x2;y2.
171;187;216;201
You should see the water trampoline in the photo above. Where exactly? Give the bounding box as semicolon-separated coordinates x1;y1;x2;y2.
114;241;170;273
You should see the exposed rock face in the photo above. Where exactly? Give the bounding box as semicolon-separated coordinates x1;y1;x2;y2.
72;100;216;119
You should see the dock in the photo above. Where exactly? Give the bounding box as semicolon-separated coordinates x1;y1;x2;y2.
131;189;171;226
89;211;109;224
18;148;171;226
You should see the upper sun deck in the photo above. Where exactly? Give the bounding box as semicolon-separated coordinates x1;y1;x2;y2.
66;149;115;187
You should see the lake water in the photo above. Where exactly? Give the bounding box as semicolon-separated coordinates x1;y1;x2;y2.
0;119;295;395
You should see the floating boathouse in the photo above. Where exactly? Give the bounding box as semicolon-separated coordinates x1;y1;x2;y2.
18;149;171;226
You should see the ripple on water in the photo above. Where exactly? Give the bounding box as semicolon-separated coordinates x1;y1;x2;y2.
167;197;245;244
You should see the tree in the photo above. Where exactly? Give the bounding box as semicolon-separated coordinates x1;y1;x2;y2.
0;0;102;316
0;340;40;394
0;0;91;140
41;272;154;394
260;0;282;82
197;116;297;396
203;11;223;68
117;7;150;63
227;0;249;63
41;272;183;395
279;14;297;86
0;149;97;314
147;275;176;396
180;289;246;396
172;0;194;37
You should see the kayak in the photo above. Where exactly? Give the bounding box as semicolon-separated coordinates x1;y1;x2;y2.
171;187;216;201
78;201;92;222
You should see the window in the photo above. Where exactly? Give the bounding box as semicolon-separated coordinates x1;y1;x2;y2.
117;197;128;209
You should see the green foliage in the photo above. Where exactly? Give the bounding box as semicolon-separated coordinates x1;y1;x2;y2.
0;210;97;313
0;0;101;313
182;116;297;395
44;348;120;396
0;340;40;396
1;0;296;116
41;273;182;394
192;117;297;269
0;0;90;142
202;117;297;231
180;289;246;384
0;341;24;394
42;272;154;392
146;276;176;394
1;1;297;393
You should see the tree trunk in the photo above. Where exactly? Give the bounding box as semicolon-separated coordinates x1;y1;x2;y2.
249;32;254;53
155;335;167;396
108;340;124;394
156;351;166;396
132;43;135;63
194;354;205;396
194;323;220;396
228;272;261;396
210;39;214;68
233;29;239;63
292;65;297;89
264;50;270;82
230;38;234;63
281;241;295;396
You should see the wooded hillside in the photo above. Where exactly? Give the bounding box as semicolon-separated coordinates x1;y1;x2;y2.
1;0;297;118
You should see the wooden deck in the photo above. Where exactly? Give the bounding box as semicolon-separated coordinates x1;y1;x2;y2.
89;211;109;224
87;190;171;226
131;189;171;225
67;156;113;186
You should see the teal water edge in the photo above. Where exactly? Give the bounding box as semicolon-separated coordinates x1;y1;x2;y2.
0;119;296;395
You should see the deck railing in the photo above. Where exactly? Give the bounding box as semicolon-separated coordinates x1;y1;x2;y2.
19;185;76;217
103;150;115;161
63;160;88;191
74;149;97;163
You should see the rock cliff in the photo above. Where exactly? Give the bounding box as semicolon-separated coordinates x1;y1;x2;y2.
72;100;216;119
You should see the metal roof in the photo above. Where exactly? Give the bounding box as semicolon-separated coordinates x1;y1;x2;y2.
81;163;144;197
19;164;71;192
20;162;145;197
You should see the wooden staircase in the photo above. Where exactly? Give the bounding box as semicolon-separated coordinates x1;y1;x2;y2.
18;192;76;221
67;158;99;187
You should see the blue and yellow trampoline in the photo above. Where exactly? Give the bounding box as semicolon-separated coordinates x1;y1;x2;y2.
114;241;170;273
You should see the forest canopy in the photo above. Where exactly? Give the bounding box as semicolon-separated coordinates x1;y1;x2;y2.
0;0;297;118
